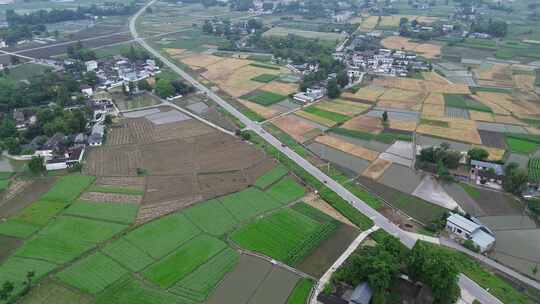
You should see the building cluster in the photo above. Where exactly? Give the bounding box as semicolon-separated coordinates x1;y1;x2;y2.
13;95;116;171
342;48;430;78
54;56;161;96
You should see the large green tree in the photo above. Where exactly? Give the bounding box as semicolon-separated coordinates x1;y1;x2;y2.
503;162;529;196
407;242;460;304
155;79;175;98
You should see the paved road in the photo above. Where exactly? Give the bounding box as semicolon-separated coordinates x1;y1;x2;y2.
130;2;538;301
310;226;380;304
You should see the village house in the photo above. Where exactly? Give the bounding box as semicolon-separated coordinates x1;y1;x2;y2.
35;133;66;158
88;123;104;146
45;146;85;171
446;213;495;253
293;86;326;104
85;60;98;72
470;159;504;189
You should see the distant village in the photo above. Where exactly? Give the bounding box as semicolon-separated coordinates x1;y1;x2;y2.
10;55;161;171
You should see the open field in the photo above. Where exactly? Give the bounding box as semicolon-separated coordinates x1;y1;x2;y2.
286;279;314;304
295;111;337;127
273;115;322;143
63;201;139;224
219;187;283;222
314;99;370;116
263;27;346;42
183;199;238;236
101;238;154;272
239;99;280;119
94;275;184;304
303;106;351;124
244;90;288;106
170;246;239;302
373;76;470;94
20;280;92;304
232;205;339;266
255;164;288;189
142;234;226;288
362;158;392;180
342;115;383;134
57;251;129;295
342;85;385;103
315;135;379;161
381;36;441;59
266;177;306;204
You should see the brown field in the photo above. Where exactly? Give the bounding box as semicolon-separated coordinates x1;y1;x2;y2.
273;115;321;143
470;94;510;115
239;99;280;119
424;93;444;105
315;135;379;161
361;158;392;180
359;16;378;31
342;115;383;134
379;88;426;103
474;92;540;116
526;127;540;135
80;192;143;204
260;81;298;95
84;110;273;223
469;110;494;122
493;114;527;126
513;74;536;92
388;120;417;132
164;48;186;56
202;58;252;81
380;36;441;59
295;111;337;127
421;72;449;84
341;85;385;103
315;99;370;116
304;194;354;226
181;54;224;68
377;100;418;110
215;64;283;97
374;76;470;94
475;63;513;87
416;117;482;144
422;104;445;117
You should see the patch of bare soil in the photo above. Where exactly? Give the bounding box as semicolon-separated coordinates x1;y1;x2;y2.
80;192;142;204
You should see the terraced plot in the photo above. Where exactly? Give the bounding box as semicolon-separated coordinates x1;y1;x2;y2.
231;207;339;266
143;234;227;288
124;212;201;259
266;177;306;205
94;276;184;304
102;238;155;272
219;187;282;222
57;252;129;294
170;246;239;302
63;201;139;224
255;164;288;189
0;220;39;239
182;199;238;236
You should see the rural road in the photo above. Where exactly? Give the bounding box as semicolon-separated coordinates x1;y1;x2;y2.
129;1;539;301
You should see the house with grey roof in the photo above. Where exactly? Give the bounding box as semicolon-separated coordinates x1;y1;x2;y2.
446;213;495;253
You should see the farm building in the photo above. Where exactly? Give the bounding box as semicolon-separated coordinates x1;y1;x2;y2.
88;124;104;146
446;213;495;253
45;146;85;171
470;160;504;189
294;87;326;104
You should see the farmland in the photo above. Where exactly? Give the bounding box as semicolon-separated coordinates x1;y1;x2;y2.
263;27;347;43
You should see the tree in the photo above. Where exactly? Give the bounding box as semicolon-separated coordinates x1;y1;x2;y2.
0;117;17;139
155;79;174;98
0;281;14;301
503;162;529;196
28;156;45;174
326;79;340;99
336;71;348;87
407;242;460;304
382;111;388;123
84;71;98;87
138;79;152;91
468;147;489;161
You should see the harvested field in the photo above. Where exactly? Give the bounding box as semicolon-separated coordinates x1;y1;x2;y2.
513;74;536;92
260;81;298;95
381;36;441;59
359;16;378;31
379;88;426;103
469;110;494;122
474;63;513;87
80;192;142;204
85;145;142;176
470;94;510;115
315;135;379;161
202;58;252;81
493;114;526;125
273;115;321;143
215;64;283;97
424;93;445;105
421;72;449;84
341;85;385;103
263;27;346;42
474;92;540;116
181;54;224;68
373;77;470;94
308;142;371;174
342;115;383;134
198;170;250;198
304;194;354;225
361;158;392;180
94;176;145;189
388;120;417;132
416;117;481;144
239;99;280;119
315;99;370;116
164;48;186;57
422;104;445;117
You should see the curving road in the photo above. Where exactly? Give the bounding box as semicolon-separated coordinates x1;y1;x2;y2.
129;2;537;302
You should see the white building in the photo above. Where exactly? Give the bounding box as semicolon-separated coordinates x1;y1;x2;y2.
85;60;98;72
446;213;495;253
293;87;326;104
